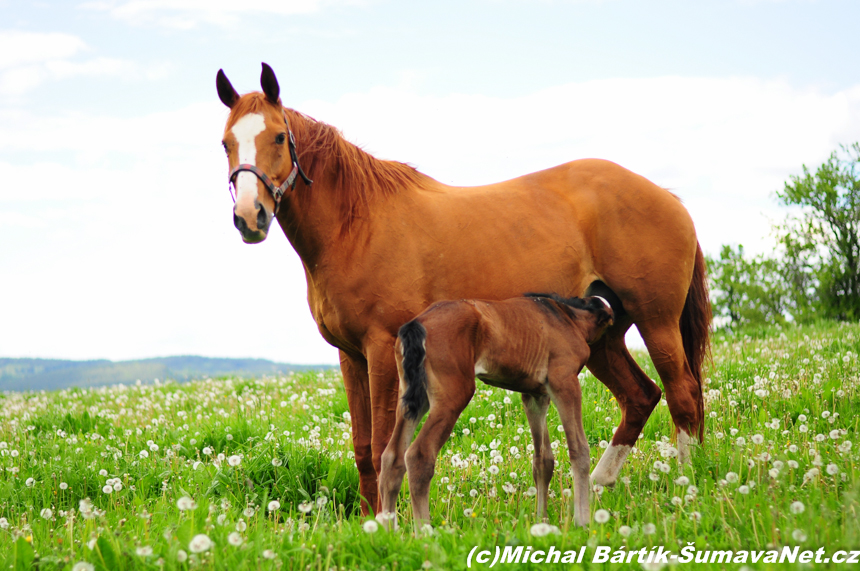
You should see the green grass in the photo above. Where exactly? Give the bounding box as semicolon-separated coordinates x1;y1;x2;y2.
0;321;858;570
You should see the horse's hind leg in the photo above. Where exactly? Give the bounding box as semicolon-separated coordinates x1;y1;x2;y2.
587;318;662;486
521;393;553;520
636;318;702;464
405;370;475;528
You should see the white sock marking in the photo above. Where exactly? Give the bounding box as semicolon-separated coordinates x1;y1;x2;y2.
591;443;632;485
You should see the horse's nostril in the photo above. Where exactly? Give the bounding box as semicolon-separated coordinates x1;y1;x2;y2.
234;211;247;233
256;204;268;231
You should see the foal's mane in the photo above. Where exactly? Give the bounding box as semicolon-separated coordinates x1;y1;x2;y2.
228;93;432;232
524;292;590;311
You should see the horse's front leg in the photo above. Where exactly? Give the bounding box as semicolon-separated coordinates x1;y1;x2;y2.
366;334;400;516
521;393;554;521
339;350;378;515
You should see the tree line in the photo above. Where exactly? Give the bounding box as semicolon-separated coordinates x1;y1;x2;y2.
707;143;860;328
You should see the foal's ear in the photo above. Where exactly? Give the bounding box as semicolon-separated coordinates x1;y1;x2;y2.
260;62;280;105
216;69;240;108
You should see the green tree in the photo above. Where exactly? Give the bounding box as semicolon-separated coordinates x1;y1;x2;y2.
707;244;789;328
776;143;860;321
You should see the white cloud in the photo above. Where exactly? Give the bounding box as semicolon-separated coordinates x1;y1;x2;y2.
82;0;336;28
0;31;88;70
0;30;163;96
3;75;860;362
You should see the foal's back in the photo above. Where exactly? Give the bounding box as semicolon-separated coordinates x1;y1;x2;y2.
417;296;594;394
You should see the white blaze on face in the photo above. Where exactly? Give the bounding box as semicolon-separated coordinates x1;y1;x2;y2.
230;113;266;205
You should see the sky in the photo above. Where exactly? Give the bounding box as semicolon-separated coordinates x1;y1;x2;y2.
2;0;860;365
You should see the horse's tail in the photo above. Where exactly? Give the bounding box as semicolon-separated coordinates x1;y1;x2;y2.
398;320;429;421
680;242;712;442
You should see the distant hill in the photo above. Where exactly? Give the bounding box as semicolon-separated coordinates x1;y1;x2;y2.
0;356;338;392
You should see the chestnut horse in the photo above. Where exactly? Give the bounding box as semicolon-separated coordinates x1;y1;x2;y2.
216;63;710;514
379;294;614;529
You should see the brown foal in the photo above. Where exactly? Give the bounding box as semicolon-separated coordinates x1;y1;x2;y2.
378;294;614;529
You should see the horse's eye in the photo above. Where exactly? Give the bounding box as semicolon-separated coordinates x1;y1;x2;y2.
275;133;286;145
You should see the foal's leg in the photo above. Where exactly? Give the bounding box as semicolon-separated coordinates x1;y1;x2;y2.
366;337;401;513
545;369;590;527
378;399;422;530
586;318;662;485
521;393;553;520
405;371;475;528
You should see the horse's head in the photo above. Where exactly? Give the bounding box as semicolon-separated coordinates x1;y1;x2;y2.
217;63;305;243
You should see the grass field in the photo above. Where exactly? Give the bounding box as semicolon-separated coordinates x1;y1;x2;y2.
1;321;858;570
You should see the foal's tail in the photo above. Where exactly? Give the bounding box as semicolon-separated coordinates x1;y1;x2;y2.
398;320;429;421
680;242;712;442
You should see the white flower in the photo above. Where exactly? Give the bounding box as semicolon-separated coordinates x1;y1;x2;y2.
529;522;559;536
751;434;764;445
790;501;805;514
316;496;328;508
689;511;701;521
619;525;632;537
267;500;280;512
674;476;689;486
188;533;213;553
643;523;657;535
262;549;276;560
202;447;213;455
176;550;187;562
738;485;750;495
363;519;379;533
59;482;68;490
826;463;839;475
593;509;610;524
0;518;8;530
524;486;537;497
25;478;35;487
102;485;113;494
671;496;683;506
40;508;53;519
298;502;313;514
792;529;807;542
72;563;95;571
271;458;283;467
177;496;196;511
135;546;153;557
227;532;243;546
227;455;241;467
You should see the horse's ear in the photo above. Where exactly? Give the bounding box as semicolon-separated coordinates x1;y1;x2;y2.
216;69;239;108
260;62;280;105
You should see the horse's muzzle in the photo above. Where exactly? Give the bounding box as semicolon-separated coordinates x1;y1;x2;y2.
233;201;269;243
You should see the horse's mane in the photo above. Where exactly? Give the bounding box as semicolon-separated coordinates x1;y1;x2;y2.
228;93;432;232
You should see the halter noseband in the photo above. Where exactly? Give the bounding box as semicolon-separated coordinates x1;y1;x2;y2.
227;109;313;216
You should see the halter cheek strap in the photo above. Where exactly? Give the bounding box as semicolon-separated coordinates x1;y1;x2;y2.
227;109;313;216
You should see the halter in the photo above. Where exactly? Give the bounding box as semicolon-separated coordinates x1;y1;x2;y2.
227;109;313;216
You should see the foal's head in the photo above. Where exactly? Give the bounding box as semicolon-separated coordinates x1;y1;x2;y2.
217;64;296;243
525;293;614;342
